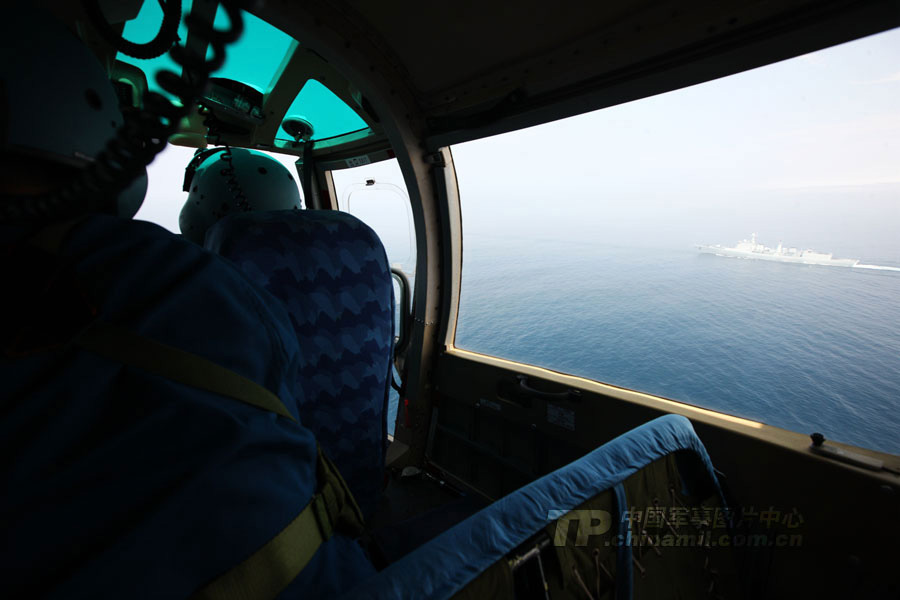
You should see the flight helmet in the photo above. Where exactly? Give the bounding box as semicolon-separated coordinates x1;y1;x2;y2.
0;6;147;218
179;148;302;244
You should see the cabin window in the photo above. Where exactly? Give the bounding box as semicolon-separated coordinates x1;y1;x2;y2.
450;28;900;453
119;4;369;143
276;80;369;142
119;1;293;99
332;158;416;276
332;158;416;436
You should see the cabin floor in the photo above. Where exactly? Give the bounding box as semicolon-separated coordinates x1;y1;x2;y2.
368;466;489;567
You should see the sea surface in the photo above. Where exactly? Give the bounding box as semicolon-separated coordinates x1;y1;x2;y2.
444;236;900;455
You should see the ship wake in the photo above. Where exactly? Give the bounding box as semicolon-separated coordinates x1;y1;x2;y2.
853;264;900;272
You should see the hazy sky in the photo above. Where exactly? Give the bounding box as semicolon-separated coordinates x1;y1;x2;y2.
137;27;900;261
452;27;900;261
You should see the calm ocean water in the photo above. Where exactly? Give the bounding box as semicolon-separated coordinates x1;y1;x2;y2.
451;237;900;455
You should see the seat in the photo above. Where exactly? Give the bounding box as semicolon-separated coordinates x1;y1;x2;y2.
205;209;394;520
203;213;740;598
342;415;741;599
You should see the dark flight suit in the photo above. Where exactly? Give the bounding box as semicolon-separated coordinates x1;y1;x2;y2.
0;215;375;598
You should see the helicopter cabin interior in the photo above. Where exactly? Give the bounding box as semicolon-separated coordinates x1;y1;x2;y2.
10;0;900;598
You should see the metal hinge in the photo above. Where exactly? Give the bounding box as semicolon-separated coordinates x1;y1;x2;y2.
423;151;446;168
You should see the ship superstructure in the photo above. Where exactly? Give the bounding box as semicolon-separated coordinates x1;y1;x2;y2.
698;233;860;267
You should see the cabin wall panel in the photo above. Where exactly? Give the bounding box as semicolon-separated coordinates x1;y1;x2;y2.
432;351;900;599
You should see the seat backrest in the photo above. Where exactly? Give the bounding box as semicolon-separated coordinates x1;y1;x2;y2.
205;209;394;519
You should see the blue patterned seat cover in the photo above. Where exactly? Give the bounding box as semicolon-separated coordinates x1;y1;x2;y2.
206;209;394;519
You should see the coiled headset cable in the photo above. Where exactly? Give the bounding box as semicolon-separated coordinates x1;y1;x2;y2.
83;0;182;60
0;0;245;223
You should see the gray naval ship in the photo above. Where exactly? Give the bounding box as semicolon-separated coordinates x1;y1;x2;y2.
698;233;860;267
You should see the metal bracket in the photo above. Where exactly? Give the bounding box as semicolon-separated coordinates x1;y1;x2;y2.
423;151;446;168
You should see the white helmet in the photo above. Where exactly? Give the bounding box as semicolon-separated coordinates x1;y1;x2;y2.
0;6;147;218
179;148;302;244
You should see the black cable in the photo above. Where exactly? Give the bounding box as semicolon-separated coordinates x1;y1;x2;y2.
182;147;227;192
81;0;182;60
217;145;250;211
301;139;315;207
195;102;250;212
0;2;244;223
390;369;403;394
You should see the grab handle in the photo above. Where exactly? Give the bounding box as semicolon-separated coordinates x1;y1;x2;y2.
516;374;581;402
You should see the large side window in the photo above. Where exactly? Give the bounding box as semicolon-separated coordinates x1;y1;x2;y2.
451;28;900;453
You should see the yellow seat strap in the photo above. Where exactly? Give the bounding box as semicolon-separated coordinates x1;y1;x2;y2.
74;320;296;422
191;447;366;600
73;321;366;598
191;493;331;600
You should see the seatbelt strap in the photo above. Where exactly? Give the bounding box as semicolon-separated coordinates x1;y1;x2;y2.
192;486;329;600
75;322;369;599
74;320;296;422
192;446;365;600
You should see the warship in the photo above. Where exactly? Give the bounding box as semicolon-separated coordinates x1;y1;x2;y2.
699;233;859;267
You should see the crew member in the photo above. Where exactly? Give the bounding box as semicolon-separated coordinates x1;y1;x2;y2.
1;7;373;598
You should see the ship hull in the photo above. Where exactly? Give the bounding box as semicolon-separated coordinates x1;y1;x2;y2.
697;245;859;267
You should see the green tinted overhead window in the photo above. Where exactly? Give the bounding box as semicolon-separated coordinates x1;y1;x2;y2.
119;2;369;142
278;80;368;142
119;1;293;97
